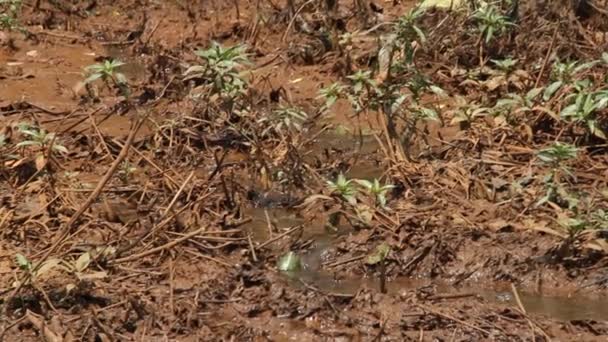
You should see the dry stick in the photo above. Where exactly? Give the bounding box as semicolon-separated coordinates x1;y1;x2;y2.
280;0;316;42
247;233;258;262
163;170;195;217
324;254;366;268
534;24;559;89
256;224;303;249
511;284;536;342
7;116;146;302
417;304;491;336
111;226;208;264
511;284;553;342
183;249;233;268
88;110;114;160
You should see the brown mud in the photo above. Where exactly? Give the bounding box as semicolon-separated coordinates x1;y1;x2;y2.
1;0;608;341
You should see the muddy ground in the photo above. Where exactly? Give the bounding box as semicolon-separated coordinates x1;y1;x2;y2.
1;0;608;341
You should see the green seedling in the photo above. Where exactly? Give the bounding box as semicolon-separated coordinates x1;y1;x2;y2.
558;217;588;237
366;243;390;293
13;253;61;287
495;87;543;115
184;42;249;97
536;142;578;207
84;59;129;97
16;123;67;154
347;70;377;95
356;178;394;208
259;106;308;135
450;96;489;126
318;82;345;108
591;209;608;230
85;59;127;85
327;173;357;204
366;243;390;265
472;4;515;44
0;0;23;32
395;7;426;43
544;59;598;100
491;57;518;74
118;160;137;183
537;142;578;165
560;91;608;139
394;7;426;63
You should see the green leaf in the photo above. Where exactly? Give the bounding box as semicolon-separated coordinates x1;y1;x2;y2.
15;253;31;270
543;81;562;101
277;252;301;272
52;144;68;154
355;179;374;189
84;73;103;84
526;87;543;100
16;140;41;148
588;120;607;140
366;243;390;265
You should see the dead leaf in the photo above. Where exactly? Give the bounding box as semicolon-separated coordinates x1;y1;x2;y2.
25;310;63;342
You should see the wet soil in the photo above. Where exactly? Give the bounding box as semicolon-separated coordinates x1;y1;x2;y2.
1;0;608;341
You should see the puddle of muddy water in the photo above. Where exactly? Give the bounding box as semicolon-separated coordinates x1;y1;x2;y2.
285;266;608;322
307;131;386;180
272;219;608;322
242;207;307;242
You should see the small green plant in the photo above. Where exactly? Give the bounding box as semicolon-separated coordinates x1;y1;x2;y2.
16;123;67;154
318;82;345;108
366;243;390;265
13;253;61;287
0;0;23;32
537;142;578;165
366;243;390;293
84;59;129;97
450;96;489;126
118;160;137;183
259;106;308;135
559;217;588;237
472;3;514;44
327;173;357;204
355;178;394;208
347;70;377;95
536;142;578;207
543;59;598;100
560;91;608;139
495;87;543;115
491;57;518;74
394;7;426;63
184;42;249;98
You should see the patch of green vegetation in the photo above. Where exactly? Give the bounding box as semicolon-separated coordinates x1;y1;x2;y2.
472;2;515;44
184;41;250;99
16;123;67;154
0;0;23;32
84;59;130;98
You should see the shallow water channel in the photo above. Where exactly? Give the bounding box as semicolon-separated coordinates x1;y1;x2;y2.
245;207;608;322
